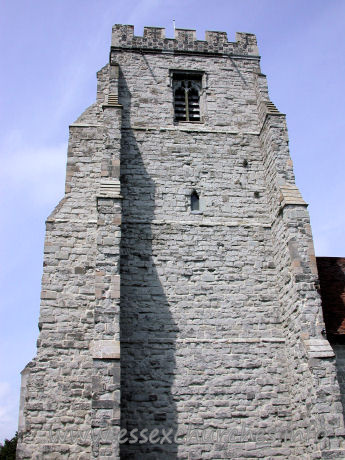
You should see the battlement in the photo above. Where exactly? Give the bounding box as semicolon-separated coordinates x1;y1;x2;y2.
111;24;259;57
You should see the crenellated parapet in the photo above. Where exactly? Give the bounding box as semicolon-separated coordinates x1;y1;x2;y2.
111;24;259;57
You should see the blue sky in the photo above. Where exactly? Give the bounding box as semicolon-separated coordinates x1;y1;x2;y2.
0;0;344;442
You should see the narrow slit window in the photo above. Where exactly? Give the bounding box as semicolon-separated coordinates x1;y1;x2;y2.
191;191;200;211
172;73;202;122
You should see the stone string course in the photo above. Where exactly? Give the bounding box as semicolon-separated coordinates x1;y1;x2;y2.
16;24;345;459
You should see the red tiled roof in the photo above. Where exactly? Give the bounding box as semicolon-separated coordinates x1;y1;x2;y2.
317;257;345;337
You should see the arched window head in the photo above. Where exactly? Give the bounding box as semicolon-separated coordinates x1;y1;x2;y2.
191;191;200;211
172;72;202;122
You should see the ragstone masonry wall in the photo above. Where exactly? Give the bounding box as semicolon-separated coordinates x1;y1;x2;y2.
17;25;345;459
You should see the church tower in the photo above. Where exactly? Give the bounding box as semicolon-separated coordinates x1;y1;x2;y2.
17;25;345;459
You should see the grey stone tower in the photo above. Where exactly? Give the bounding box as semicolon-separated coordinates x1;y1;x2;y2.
17;25;345;459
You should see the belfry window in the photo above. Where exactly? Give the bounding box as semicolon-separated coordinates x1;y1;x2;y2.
172;73;202;122
191;191;200;211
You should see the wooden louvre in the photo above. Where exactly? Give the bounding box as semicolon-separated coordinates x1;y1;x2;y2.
173;73;202;122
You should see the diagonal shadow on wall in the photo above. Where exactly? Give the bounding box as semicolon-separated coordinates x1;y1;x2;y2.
119;70;179;459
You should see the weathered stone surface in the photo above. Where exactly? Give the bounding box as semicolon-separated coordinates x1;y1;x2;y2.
16;24;345;459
